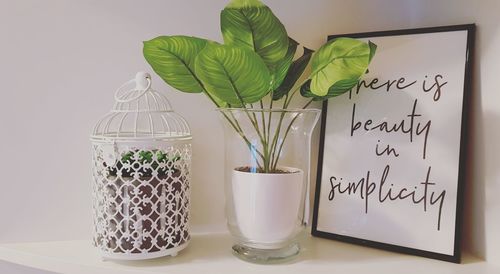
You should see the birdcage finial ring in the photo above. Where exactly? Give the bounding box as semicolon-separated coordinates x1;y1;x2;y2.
114;72;152;103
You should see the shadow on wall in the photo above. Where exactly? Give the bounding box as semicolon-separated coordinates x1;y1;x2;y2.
462;20;500;260
462;28;485;258
398;0;500;261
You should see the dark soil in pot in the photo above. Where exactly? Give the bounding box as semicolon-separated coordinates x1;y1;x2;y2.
235;166;300;174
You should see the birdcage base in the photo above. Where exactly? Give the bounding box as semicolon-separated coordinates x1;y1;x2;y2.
99;241;189;261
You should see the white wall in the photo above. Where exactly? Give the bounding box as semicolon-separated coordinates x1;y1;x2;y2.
1;0;499;266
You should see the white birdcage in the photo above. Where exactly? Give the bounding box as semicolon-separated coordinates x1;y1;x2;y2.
90;72;192;260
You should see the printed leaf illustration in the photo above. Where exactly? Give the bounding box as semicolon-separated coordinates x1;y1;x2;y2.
273;46;314;100
143;35;207;93
194;42;271;105
221;0;289;70
309;38;375;96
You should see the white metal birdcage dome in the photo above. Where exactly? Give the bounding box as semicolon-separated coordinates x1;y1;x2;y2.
91;72;191;141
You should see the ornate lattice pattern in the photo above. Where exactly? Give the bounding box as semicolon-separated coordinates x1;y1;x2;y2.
91;142;191;255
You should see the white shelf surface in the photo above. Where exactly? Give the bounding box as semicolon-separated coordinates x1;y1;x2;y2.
1;232;498;274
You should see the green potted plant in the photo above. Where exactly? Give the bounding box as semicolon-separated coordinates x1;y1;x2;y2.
143;0;376;263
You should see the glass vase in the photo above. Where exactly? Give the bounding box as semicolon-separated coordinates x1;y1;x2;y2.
218;108;321;264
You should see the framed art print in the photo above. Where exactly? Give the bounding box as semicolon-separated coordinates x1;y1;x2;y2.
311;24;475;263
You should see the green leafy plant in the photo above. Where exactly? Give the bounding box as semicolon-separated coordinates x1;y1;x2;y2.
143;0;376;173
106;150;180;178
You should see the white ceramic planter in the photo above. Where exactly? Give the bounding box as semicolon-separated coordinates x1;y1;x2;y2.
231;167;304;249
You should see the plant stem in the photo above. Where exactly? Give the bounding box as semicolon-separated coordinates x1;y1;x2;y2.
250;103;261;135
284;78;309;108
259;100;267;143
203;73;314;173
268;95;289;168
239;105;267;167
267;95;273;148
271;99;314;170
259;99;270;172
223;111;265;170
228;80;269;171
200;81;266;169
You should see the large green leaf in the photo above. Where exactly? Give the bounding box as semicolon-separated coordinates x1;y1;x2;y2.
270;38;297;90
143;35;207;93
300;78;359;101
273;46;313;100
194;42;271;105
225;0;266;8
309;38;375;96
220;0;288;70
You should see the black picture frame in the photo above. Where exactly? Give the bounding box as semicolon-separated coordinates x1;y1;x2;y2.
311;24;475;263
